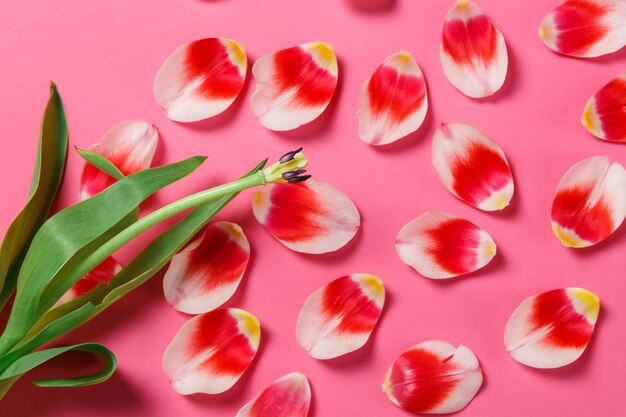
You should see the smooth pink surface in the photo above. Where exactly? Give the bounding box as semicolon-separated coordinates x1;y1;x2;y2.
0;1;625;416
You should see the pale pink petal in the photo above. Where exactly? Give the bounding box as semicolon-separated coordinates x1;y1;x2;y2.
55;256;122;306
504;288;599;368
296;274;384;359
163;222;250;314
80;120;158;200
250;42;338;131
440;0;508;98
582;71;626;142
357;51;428;146
551;156;626;247
383;340;483;414
162;308;260;395
396;211;496;279
252;178;360;254
154;38;247;122
539;0;626;58
432;121;514;211
236;373;311;417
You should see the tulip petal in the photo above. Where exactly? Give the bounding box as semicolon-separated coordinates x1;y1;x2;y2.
504;288;600;368
432;122;514;211
235;372;311;417
382;340;483;414
154;38;247;122
162;308;260;395
55;256;122;306
80;121;158;200
582;71;626;142
357;51;428;146
296;274;384;359
539;0;626;58
551;156;626;247
440;0;508;98
396;211;496;279
250;42;338;131
163;222;250;314
252;178;360;254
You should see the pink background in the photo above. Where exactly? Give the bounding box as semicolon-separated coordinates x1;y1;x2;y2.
0;0;625;415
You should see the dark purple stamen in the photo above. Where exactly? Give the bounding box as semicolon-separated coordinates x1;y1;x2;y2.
279;147;303;164
287;174;311;184
282;169;307;180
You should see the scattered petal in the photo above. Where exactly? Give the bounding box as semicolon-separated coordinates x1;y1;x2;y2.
539;0;626;58
250;42;338;131
504;288;600;368
382;340;483;414
432;121;514;211
235;372;311;417
396;211;496;279
55;256;122;306
357;51;429;146
80;120;158;200
252;178;360;254
162;308;260;395
154;38;247;122
163;222;250;314
296;274;385;359
582;71;626;142
551;156;626;247
440;0;508;98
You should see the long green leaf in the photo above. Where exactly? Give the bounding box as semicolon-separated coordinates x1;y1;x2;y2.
0;342;116;387
0;83;68;310
0;156;206;353
75;147;124;180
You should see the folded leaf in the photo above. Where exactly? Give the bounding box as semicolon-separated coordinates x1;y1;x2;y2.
432;121;514;211
251;42;338;131
539;0;626;58
581;71;626;142
440;0;508;98
396;211;496;279
252;179;360;254
80;120;158;200
0;83;68;310
0;342;116;388
236;372;311;417
154;38;247;122
357;51;428;146
382;340;483;414
296;274;385;359
162;308;260;395
504;288;599;368
163;221;250;314
551;156;626;247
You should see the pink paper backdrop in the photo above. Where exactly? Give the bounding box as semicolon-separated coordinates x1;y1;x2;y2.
0;0;625;416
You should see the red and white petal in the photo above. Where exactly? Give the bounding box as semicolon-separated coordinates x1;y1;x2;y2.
396;211;496;279
582;71;626;142
357;51;428;146
539;0;626;58
504;288;600;368
55;256;122;306
551;156;626;247
80;120;158;200
163;222;250;314
432;122;514;211
296;274;385;359
382;341;483;414
250;42;338;131
162;308;260;395
252;178;360;254
440;0;508;98
154;38;247;122
236;372;311;417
